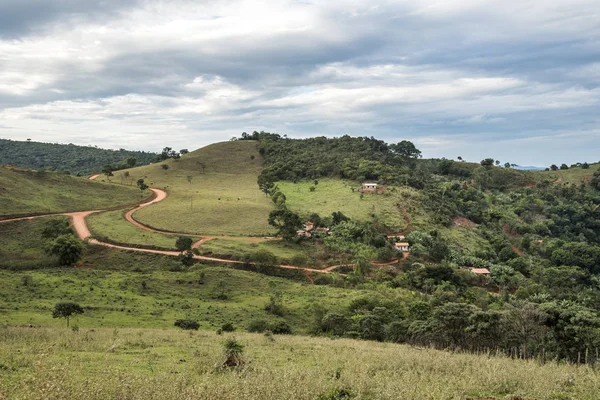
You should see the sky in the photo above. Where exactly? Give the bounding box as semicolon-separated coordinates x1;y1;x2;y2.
0;0;599;166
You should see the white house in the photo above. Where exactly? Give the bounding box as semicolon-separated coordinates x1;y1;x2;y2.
394;242;409;252
361;183;378;192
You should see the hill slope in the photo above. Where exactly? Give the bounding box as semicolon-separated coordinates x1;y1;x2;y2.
2;327;598;399
0;138;157;175
0;166;148;216
118;140;274;236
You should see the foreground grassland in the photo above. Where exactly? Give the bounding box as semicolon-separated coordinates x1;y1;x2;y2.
1;327;599;400
0;166;147;216
87;209;184;249
116;141;274;236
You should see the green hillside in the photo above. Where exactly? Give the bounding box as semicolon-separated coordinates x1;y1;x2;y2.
117;141;274;236
0;166;149;216
0;138;157;175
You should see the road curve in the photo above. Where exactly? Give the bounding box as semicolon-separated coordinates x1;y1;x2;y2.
1;179;399;274
0;190;354;274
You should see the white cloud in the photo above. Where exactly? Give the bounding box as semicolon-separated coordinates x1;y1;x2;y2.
0;0;599;164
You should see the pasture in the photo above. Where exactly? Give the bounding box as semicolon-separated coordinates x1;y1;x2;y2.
1;326;599;399
0;166;147;216
115;141;275;236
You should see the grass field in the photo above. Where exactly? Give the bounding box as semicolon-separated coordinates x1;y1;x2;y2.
0;166;147;216
1;327;599;400
197;238;316;265
114;141;274;236
277;179;429;232
538;163;600;185
86;210;185;249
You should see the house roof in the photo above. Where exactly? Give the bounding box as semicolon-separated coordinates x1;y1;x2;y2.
395;242;409;247
469;267;490;275
363;182;378;186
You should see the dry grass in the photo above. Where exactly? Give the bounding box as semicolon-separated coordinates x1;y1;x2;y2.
1;327;598;399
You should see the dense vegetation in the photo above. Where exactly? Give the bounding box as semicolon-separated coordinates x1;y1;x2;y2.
0;138;157;175
237;132;600;363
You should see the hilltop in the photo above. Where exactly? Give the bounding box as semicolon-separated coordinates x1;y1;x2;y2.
0;138;157;175
114;140;274;236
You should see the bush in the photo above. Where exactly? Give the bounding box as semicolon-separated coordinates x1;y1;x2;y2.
176;236;194;251
247;319;269;333
221;322;235;332
174;319;200;330
317;387;354;400
270;321;292;335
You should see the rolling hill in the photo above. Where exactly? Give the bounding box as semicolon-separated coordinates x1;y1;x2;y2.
116;140;274;236
0;166;149;217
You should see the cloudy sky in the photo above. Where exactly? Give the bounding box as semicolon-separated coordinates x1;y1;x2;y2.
0;0;599;166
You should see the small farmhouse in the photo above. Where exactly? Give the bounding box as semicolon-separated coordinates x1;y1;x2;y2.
303;222;314;231
394;242;409;252
296;230;311;238
361;183;378;193
469;267;490;275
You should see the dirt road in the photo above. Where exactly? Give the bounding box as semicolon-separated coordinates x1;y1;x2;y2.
2;180;399;275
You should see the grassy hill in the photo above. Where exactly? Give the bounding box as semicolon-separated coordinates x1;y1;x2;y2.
0;166;149;217
0;138;157;175
115;141;274;236
2;327;599;399
538;163;600;184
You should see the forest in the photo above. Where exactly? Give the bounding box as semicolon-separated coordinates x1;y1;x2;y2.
0;138;157;175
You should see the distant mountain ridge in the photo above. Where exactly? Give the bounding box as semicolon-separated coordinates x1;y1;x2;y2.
0;138;157;175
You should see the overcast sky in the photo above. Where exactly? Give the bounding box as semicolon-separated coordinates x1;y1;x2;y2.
0;0;599;166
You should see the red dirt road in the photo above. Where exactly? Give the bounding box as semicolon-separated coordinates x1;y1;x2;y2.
1;182;400;275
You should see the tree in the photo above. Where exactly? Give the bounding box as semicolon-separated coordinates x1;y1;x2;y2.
136;179;148;195
125;157;137;168
495;160;501;166
353;254;372;276
161;164;169;171
560;163;569;170
101;164;113;180
550;164;559;171
180;149;189;155
504;162;511;168
582;162;590;169
390;140;422;158
175;236;193;251
52;302;84;327
257;174;275;196
174;319;199;330
46;234;83;265
480;158;495;168
42;219;73;239
268;208;302;241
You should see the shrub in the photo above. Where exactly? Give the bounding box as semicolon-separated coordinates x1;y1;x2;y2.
222;337;244;367
317;387;354;400
174;319;200;330
221;322;235;332
247;319;269;333
270;321;292;335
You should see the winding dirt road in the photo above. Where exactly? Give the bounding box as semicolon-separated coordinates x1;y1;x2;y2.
2;175;400;275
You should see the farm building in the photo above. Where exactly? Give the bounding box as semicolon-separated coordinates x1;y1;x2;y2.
296;230;311;238
469;267;490;275
303;222;314;231
394;242;409;252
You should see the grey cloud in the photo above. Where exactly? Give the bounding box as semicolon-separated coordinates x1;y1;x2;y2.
0;0;142;38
